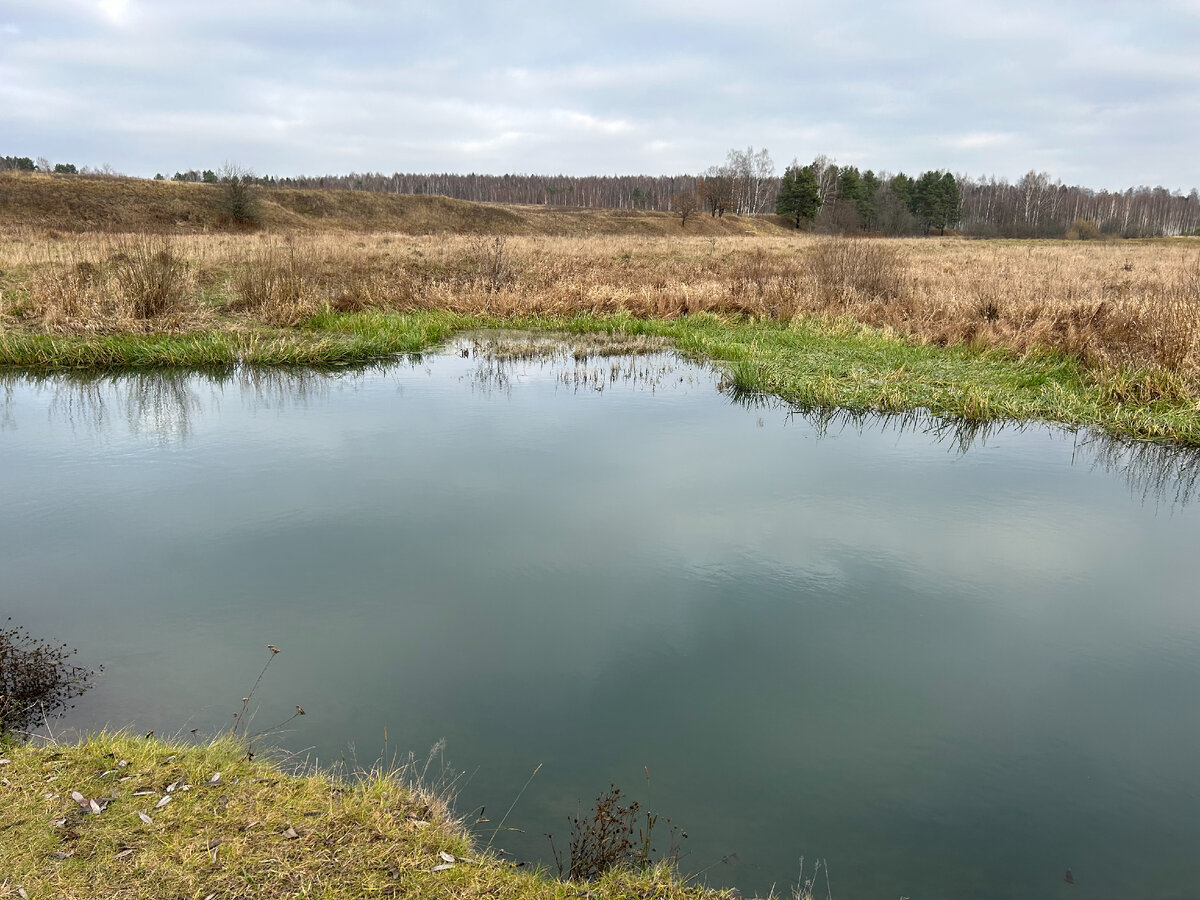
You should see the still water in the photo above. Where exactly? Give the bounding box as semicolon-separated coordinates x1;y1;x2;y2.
4;334;1200;899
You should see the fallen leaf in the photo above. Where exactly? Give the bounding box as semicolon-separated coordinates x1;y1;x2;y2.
132;791;156;797
155;795;171;809
114;848;135;860
439;851;456;863
138;812;153;825
70;790;87;806
0;758;10;765
48;851;73;860
117;759;129;768
166;780;180;793
51;817;67;828
89;799;102;814
18;887;28;899
205;772;221;785
432;864;455;872
282;827;299;840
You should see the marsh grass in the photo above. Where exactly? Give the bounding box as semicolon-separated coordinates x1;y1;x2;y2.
109;237;190;319
3;231;1200;440
229;245;313;321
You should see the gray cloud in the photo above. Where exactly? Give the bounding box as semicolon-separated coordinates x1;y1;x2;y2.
1;0;1196;189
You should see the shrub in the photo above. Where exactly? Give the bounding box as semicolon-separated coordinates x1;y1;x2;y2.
0;620;100;738
463;237;516;292
1066;219;1105;241
218;163;260;226
549;784;682;882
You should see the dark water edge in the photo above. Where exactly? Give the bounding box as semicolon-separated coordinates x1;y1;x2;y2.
5;334;1200;899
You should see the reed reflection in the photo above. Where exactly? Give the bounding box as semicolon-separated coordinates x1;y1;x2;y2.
3;338;1199;508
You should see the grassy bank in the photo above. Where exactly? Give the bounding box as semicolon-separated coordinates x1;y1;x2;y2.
3;308;1199;444
0;733;723;900
2;227;1199;443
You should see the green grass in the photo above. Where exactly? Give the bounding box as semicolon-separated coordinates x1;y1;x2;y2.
0;733;728;900
3;310;1199;444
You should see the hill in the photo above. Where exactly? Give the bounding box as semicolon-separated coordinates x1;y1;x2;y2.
0;172;790;236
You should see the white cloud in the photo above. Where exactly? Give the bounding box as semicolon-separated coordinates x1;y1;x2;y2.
948;132;1019;151
0;0;1195;189
97;0;130;24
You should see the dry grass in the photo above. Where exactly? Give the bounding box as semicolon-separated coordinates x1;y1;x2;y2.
0;172;783;237
0;733;733;900
4;231;1199;393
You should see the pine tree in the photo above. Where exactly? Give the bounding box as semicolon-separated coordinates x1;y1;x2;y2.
776;164;821;228
911;170;962;235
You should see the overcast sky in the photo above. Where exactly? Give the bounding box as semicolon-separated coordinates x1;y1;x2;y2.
2;0;1198;190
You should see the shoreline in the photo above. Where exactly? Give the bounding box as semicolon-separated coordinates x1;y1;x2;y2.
2;310;1199;445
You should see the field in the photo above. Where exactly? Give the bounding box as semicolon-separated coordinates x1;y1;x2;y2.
2;173;1199;442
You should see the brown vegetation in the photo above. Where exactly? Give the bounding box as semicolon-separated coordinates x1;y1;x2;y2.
0;172;786;236
4;230;1198;392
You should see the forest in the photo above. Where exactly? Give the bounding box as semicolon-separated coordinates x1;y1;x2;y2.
266;151;1200;239
5;149;1199;239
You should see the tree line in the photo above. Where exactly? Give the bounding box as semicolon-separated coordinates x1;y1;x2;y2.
2;155;79;174
268;148;1200;238
6;150;1199;237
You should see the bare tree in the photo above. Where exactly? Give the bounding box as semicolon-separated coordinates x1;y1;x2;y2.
674;190;698;227
217;161;260;226
726;146;776;215
698;165;734;217
811;154;840;208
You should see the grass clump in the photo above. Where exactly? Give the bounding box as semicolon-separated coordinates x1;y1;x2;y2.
109;238;190;319
0;734;735;900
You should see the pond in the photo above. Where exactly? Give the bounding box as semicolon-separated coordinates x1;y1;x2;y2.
4;333;1200;899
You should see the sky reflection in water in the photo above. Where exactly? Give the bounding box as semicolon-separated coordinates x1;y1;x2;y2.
3;336;1200;899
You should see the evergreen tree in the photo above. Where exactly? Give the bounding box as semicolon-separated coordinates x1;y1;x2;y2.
776;164;821;228
911;170;962;235
890;172;914;210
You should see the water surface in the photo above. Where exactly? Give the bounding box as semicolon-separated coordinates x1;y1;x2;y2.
4;335;1200;900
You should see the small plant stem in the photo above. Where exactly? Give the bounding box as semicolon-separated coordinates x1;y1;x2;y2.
487;762;542;851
